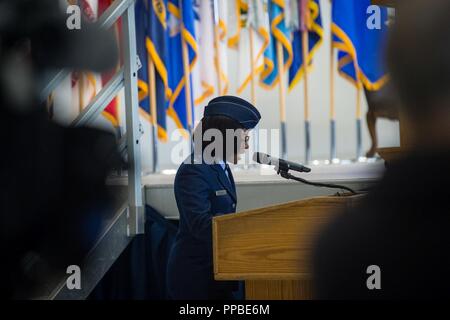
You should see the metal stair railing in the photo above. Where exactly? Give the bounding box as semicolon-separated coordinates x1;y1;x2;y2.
36;0;145;300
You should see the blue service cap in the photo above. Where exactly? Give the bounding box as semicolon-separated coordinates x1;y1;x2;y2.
203;96;261;129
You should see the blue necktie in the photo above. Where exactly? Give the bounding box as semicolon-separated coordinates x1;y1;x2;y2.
223;163;230;182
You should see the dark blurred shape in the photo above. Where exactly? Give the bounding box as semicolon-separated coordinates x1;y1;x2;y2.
0;0;119;71
387;0;450;118
314;151;450;299
364;84;401;158
0;0;122;298
314;0;450;299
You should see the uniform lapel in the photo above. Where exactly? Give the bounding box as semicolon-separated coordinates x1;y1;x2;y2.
211;164;237;203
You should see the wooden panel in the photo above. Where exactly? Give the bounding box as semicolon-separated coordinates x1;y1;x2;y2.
213;195;364;280
245;280;314;300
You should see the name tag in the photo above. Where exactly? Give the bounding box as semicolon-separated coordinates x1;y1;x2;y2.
215;190;227;196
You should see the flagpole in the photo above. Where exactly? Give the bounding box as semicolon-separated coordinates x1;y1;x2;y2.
249;26;259;153
148;54;159;173
211;0;222;95
356;80;363;160
180;1;194;147
276;40;287;159
329;1;336;162
330;44;336;162
302;30;311;164
350;51;362;161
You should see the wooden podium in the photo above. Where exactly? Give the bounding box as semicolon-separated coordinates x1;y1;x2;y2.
213;194;364;300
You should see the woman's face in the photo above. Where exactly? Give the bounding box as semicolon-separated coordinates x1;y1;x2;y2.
230;129;250;163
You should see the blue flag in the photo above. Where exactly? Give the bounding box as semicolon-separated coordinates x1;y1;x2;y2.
135;0;169;141
332;0;389;90
260;0;293;89
288;0;323;90
166;0;198;133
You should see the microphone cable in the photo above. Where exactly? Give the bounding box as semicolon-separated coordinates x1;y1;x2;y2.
278;170;357;195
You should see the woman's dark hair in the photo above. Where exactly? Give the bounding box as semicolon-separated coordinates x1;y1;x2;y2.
193;115;245;163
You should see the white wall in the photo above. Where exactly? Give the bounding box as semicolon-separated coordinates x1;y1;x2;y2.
53;0;400;174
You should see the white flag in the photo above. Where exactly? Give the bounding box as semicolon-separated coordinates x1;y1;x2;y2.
217;0;229;95
227;0;242;49
193;0;217;106
53;0;119;129
285;0;300;31
236;0;270;93
193;0;230;106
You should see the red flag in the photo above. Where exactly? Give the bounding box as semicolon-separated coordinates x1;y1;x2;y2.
299;0;311;32
75;0;100;112
99;0;122;127
80;0;96;22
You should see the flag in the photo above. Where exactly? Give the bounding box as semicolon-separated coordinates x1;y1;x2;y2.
166;0;198;133
192;0;216;105
227;0;245;49
332;0;389;90
236;0;270;93
288;0;323;90
192;0;228;106
299;0;309;31
135;0;151;135
53;1;101;124
98;0;122;127
216;0;229;95
80;0;97;19
138;0;168;139
228;0;246;90
51;73;78;125
71;72;80;114
78;0;103;112
284;0;299;30
70;71;101;113
134;0;170;141
260;0;293;88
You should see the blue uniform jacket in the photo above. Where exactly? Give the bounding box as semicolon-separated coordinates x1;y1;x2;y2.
167;158;238;300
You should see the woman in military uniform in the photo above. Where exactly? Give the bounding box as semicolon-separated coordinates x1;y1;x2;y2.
167;96;261;300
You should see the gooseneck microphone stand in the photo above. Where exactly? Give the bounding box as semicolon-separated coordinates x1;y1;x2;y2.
276;165;357;195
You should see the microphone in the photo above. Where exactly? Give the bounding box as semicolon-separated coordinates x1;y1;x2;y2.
252;152;356;194
253;152;311;173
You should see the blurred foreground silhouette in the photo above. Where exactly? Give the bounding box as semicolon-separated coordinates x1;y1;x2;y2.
314;0;450;299
0;0;121;298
